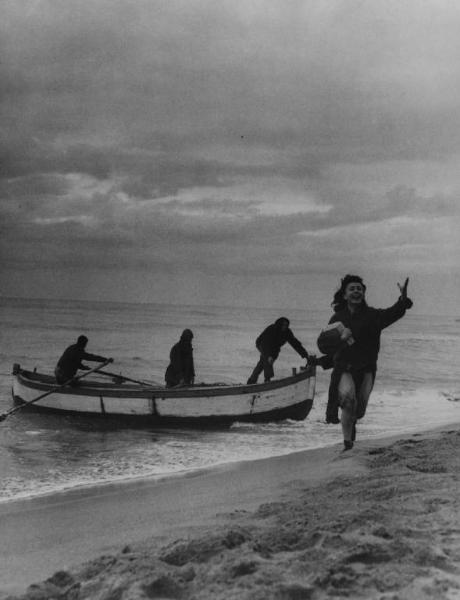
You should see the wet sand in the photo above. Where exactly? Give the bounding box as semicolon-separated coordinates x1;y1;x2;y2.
2;423;460;599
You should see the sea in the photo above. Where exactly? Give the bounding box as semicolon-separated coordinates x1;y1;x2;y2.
1;296;459;504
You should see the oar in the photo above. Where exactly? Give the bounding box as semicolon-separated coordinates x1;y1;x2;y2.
96;369;161;387
0;360;112;423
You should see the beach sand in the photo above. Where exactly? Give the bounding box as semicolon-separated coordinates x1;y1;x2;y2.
2;424;460;600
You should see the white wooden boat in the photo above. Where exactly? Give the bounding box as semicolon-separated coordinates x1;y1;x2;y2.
11;363;316;426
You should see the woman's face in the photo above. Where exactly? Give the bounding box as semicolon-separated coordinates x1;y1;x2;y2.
343;282;365;306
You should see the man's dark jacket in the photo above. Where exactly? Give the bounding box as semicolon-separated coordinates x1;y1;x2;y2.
256;319;308;360
55;344;106;381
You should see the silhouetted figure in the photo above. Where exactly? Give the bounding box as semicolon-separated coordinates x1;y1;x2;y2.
247;317;309;384
165;329;195;387
54;335;112;384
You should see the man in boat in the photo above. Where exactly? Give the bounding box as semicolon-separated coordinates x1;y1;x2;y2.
165;329;195;387
247;317;309;384
54;335;113;385
320;274;413;451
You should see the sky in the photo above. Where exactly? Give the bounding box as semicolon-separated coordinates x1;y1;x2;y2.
1;0;460;315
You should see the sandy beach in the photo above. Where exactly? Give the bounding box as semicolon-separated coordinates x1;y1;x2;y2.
2;423;460;600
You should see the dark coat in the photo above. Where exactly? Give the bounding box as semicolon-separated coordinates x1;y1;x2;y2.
256;319;308;360
165;340;195;387
55;344;106;381
328;297;412;372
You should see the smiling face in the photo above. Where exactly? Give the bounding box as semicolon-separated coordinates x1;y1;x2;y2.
343;281;365;309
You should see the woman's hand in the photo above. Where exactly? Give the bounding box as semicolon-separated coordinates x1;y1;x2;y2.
397;277;409;299
397;277;413;308
340;327;353;342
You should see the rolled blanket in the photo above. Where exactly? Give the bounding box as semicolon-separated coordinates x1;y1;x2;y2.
317;322;354;356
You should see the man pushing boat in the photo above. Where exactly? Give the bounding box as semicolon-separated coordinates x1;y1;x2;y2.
247;317;310;384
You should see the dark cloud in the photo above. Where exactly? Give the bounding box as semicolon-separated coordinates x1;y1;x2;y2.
0;173;70;199
384;185;460;217
0;140;113;180
3;0;460;173
2;180;457;276
1;137;322;201
1;1;459;306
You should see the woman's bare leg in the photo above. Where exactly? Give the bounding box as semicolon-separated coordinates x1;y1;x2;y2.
356;372;375;420
338;372;356;449
350;372;374;441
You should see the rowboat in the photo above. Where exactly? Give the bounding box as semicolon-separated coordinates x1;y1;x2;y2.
11;363;316;426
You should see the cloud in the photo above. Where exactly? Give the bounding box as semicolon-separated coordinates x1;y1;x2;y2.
2;167;458;280
3;0;460;167
1;0;459;308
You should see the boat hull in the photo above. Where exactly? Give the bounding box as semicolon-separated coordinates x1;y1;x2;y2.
11;365;316;426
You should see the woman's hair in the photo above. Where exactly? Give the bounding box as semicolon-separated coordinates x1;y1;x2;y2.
332;274;367;312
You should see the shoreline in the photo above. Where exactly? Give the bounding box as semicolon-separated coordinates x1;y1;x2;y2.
3;422;460;599
1;416;455;508
1;440;360;593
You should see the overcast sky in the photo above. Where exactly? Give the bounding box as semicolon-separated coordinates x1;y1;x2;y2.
1;0;459;314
